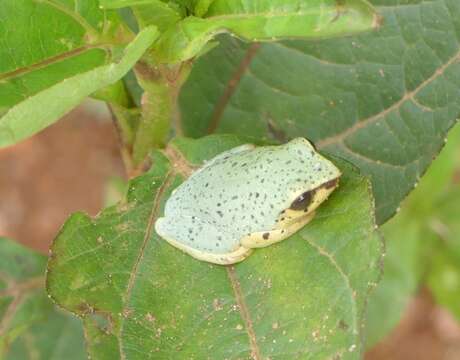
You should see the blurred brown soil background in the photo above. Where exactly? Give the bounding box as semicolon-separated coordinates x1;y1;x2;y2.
0;103;124;253
0;104;459;359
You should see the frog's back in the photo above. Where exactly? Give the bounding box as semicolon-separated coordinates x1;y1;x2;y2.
164;139;325;236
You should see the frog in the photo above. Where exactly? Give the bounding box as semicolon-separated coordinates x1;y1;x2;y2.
155;137;341;265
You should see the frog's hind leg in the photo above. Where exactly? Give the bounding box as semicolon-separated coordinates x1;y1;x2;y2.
155;215;252;265
241;212;315;248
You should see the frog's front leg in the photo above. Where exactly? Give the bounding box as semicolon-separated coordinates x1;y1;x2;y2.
241;212;315;248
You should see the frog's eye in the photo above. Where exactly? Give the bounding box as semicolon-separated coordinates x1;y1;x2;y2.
289;190;314;211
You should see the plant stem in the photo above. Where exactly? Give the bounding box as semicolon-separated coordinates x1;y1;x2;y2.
108;104;141;175
92;80;140;174
131;61;191;167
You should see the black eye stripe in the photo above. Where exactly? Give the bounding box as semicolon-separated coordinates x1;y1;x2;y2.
289;190;314;211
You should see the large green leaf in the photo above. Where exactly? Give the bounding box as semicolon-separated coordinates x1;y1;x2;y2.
0;237;85;359
0;0;127;112
153;0;379;63
0;26;158;148
179;0;460;224
47;135;382;359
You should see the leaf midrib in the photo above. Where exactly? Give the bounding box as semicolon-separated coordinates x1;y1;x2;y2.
1;0;115;81
119;170;175;360
206;43;261;134
227;266;261;359
206;7;356;21
316;49;460;150
0;44;111;82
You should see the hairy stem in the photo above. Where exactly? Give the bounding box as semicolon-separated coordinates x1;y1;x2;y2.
131;61;191;167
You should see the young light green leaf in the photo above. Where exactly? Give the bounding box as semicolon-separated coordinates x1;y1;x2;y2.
99;0;165;7
99;0;183;31
0;238;85;359
153;0;379;63
0;0;128;113
0;27;158;149
47;134;382;359
179;0;460;224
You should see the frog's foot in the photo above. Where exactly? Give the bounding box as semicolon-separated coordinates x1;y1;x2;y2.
155;216;252;265
241;212;315;248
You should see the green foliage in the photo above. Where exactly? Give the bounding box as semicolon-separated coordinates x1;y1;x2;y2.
1;0;460;358
0;0;126;111
153;0;379;63
365;123;460;347
100;0;183;31
0;0;129;138
0;238;85;359
47;135;382;359
0;26;158;148
180;0;460;224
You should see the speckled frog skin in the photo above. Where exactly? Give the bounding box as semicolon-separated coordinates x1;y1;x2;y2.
155;138;341;265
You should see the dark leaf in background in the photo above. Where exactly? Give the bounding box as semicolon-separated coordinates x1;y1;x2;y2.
0;237;85;359
180;0;460;224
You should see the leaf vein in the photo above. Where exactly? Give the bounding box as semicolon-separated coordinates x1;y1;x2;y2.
226;266;261;360
0;44;110;82
33;0;99;37
207;43;260;134
340;141;410;169
317;49;460;149
119;170;175;359
301;236;358;338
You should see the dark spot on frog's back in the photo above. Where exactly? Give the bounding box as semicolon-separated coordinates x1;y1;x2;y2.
263;232;270;240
